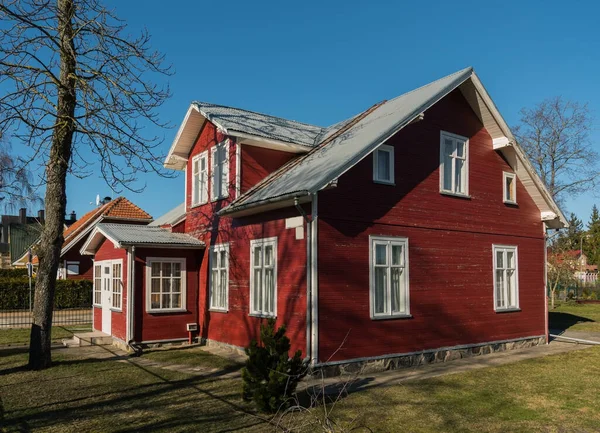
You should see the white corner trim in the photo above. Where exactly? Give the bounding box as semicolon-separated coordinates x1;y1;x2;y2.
235;141;241;199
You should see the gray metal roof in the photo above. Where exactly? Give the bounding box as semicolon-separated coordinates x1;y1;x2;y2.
149;202;186;227
96;223;204;248
192;101;324;147
222;67;474;215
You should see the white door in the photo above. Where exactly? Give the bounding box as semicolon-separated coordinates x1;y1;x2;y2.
101;262;112;335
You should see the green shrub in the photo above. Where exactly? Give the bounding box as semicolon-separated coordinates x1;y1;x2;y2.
0;278;92;309
241;319;308;413
0;268;29;278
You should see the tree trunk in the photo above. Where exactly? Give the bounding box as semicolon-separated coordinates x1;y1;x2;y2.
28;0;77;370
551;289;555;309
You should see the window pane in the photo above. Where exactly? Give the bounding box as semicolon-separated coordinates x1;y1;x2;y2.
220;269;227;307
392;245;403;266
253;269;262;311
162;262;172;277
454;159;464;193
265;268;274;313
496;270;505;307
506;270;514;306
151;262;161;277
151;294;160;309
506;176;514;201
377;150;390;180
443;154;452;190
264;245;273;267
211;250;218;268
444;139;454;156
374;268;387;314
220;250;227;267
507;251;515;268
172;294;181;309
375;244;387;265
173;262;181;277
253;246;262;267
456;141;465;158
163;278;171;294
151;278;160;293
162;294;171;309
391;268;403;313
171;278;181;293
496;250;504;269
200;157;206;171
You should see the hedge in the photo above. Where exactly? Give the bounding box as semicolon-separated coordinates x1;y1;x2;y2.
0;268;29;278
0;278;92;310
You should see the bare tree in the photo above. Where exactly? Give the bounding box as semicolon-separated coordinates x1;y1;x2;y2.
0;138;39;212
514;97;596;204
0;0;172;369
547;247;578;309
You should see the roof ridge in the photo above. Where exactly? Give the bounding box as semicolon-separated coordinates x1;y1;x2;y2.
192;101;324;129
386;66;473;104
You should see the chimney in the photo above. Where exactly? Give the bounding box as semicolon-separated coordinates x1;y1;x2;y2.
19;208;27;224
69;211;76;223
102;196;112;205
38;210;45;223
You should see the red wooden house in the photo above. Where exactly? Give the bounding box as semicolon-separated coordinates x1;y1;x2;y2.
81;67;566;369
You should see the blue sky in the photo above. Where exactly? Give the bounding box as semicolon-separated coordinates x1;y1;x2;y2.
11;0;600;224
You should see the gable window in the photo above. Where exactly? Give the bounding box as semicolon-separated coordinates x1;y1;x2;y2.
373;145;395;184
192;151;208;206
493;245;519;311
209;243;229;311
250;237;277;317
370;236;410;319
211;141;229;201
147;258;186;312
503;172;517;204
112;261;123;310
93;264;101;306
440;131;469;196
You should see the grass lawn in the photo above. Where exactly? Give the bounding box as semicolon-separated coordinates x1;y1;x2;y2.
0;324;92;346
549;301;600;332
141;345;241;370
2;342;600;432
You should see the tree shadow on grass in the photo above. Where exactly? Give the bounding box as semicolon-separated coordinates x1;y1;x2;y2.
548;312;594;332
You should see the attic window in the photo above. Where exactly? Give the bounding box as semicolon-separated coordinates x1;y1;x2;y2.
503;172;517;204
440;131;469;196
191;151;208;206
373;145;394;185
211;141;230;201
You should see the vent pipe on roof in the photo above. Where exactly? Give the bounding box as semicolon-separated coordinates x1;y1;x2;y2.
19;208;27;224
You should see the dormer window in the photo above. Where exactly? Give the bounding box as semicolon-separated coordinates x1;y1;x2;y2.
191;151;208;206
211;141;230;201
440;131;469;197
373;145;394;185
503;172;517;204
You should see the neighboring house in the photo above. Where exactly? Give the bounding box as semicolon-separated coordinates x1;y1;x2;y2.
148;202;186;232
80;67;567;369
0;209;46;269
563;250;598;284
14;197;152;280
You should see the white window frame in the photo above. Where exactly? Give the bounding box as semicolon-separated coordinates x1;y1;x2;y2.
369;235;411;319
503;172;517;204
209;243;229;312
249;237;278;317
93;262;102;307
373;144;395;185
439;131;469;197
111;259;124;311
191;151;209;206
493;245;519;312
211;140;230;201
146;257;187;313
66;261;80;276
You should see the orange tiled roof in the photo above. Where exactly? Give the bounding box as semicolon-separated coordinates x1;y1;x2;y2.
27;197;151;264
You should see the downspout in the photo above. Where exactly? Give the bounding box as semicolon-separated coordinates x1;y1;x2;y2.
295;197;312;362
543;224;549;344
127;246;137;351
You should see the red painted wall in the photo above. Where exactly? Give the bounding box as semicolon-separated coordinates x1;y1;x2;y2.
133;248;200;342
62;238;93;280
240;145;296;193
317;89;546;362
92;238;128;341
183;120;308;355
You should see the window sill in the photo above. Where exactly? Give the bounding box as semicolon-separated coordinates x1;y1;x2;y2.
249;313;277;319
371;313;413;321
190;201;208;209
503;200;518;206
93;304;102;308
495;308;521;313
373;179;395;186
110;308;123;313
209;308;228;314
147;308;187;314
210;195;229;203
440;190;471;199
